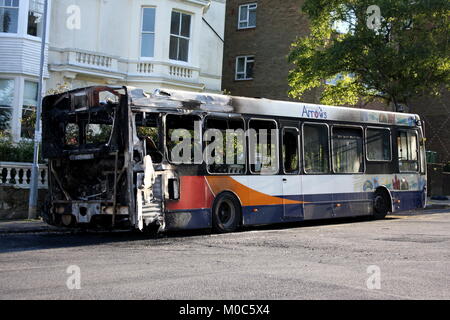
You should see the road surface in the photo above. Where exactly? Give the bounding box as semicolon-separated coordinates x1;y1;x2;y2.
1;211;449;299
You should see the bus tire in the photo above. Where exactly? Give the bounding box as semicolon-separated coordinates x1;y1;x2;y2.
212;192;241;233
373;189;390;220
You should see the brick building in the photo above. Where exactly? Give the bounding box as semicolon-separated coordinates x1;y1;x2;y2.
222;0;450;162
410;90;450;163
222;0;319;103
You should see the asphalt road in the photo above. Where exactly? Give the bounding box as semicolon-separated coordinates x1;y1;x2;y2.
1;211;450;300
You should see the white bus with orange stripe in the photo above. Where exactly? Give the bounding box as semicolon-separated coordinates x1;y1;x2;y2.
41;86;427;232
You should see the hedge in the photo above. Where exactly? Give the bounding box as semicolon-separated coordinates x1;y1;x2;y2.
0;139;43;163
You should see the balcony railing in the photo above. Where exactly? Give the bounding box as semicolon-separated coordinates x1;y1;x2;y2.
51;48;203;86
130;61;200;85
62;50;119;72
0;162;48;189
169;65;193;79
137;62;155;74
76;52;113;69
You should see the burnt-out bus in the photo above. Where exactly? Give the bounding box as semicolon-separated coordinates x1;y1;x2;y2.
41;86;427;232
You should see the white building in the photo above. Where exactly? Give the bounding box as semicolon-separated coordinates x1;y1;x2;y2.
0;0;225;142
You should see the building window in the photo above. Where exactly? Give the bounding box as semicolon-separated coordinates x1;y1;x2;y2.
235;56;254;80
169;11;191;62
141;7;156;58
303;123;330;174
0;79;14;137
21;80;38;139
27;0;44;37
0;0;19;33
238;3;257;29
366;128;391;161
332;127;364;174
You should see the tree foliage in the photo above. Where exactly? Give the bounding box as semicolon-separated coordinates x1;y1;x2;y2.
288;0;450;109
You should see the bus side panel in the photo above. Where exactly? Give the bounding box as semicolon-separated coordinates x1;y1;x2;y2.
302;175;334;220
391;190;425;212
164;176;214;230
206;176;301;226
163;174;426;231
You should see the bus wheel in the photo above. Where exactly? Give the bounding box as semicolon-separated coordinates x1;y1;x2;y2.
373;189;390;220
212;193;241;233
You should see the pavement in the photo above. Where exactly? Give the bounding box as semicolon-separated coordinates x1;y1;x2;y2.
426;197;450;209
0;220;63;234
0;207;450;300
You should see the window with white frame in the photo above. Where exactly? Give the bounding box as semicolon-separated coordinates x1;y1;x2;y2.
0;79;14;137
169;11;191;62
238;3;257;29
27;0;45;37
0;0;19;33
141;7;156;58
21;80;38;139
235;56;254;80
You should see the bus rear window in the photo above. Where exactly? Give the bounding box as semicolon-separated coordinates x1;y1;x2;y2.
65;123;79;146
86;124;113;144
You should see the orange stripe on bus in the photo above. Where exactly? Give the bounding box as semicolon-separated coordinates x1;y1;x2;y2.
205;176;305;207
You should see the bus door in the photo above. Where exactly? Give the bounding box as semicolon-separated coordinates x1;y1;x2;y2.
281;126;303;219
301;123;333;220
331;126;370;217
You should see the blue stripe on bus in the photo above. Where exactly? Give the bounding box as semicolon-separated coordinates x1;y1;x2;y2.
164;190;425;230
280;192;373;202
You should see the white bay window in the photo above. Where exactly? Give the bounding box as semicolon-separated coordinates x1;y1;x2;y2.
0;0;19;33
0;79;14;136
21;80;38;139
27;0;44;37
141;7;156;58
169;11;191;62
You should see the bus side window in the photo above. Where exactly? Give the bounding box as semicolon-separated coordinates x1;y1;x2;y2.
282;127;300;174
366;128;392;161
204;117;246;174
332;127;364;174
303;123;330;174
136;112;162;163
248;119;279;175
398;130;419;172
166;114;202;164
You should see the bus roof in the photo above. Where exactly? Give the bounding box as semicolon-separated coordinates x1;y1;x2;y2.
127;87;420;128
53;86;420;128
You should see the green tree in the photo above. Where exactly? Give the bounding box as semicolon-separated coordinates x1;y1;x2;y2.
288;0;449;110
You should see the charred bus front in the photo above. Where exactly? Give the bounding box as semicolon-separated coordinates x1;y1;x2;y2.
42;86;179;231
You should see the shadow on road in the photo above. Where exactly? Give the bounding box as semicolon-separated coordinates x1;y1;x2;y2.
0;215;404;254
